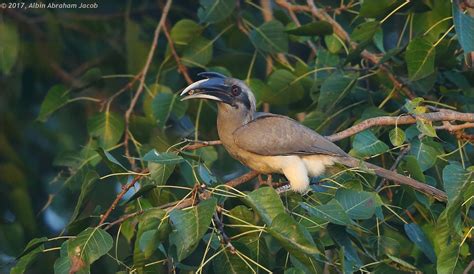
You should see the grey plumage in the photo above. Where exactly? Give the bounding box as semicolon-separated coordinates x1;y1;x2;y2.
180;72;446;200
234;113;347;156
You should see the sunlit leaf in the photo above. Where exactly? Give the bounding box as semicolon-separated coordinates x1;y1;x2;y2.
170;19;203;45
389;127;406;147
0;22;20;74
87;112;125;148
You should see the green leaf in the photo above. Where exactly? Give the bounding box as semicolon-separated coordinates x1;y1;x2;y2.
37;85;70;122
87;112;125;148
285;268;305;274
404;223;436;263
405;37;436;81
386;254;418;271
198;0;236;24
169;198;217;261
134;208;170;263
0;22;20;74
442;162;472;202
416;119;437;137
409;139;439;171
151;91;188;128
285;21;333;36
96;148;127;173
170;19;203;45
11;237;47;274
268;213;321;255
264;69;304;105
359;0;397;18
250;20;289;53
436;240;460;274
66;227;113;269
389;127;406;146
212;247;253;273
317;71;358;112
324;34;342;53
244;187;286;225
300;200;351;226
352;130;389;158
125;19;148;74
69;170;99;223
350;21;380;44
453;3;474;54
228;205;255;232
328;224;362;267
148;161;176;186
142;149;184;165
335;189;377;220
182;37;213;67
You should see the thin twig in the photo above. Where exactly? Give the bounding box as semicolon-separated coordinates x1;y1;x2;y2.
98;175;143;225
123;0;173;168
163;21;193;84
326;110;474;142
105;210;144;230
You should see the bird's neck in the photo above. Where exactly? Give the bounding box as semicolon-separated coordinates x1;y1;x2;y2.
216;104;253;145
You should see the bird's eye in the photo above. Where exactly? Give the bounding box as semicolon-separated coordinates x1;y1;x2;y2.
231;85;241;96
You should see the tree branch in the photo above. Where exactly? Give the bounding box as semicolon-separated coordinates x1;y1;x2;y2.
98;175;143;226
123;0;173;168
163;21;193;85
326;110;474;142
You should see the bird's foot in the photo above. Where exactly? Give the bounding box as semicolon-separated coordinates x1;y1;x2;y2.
256;174;273;188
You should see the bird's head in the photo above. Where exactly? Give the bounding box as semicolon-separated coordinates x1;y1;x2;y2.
180;72;256;113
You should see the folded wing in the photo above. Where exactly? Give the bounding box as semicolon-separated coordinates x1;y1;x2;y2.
233;114;347;156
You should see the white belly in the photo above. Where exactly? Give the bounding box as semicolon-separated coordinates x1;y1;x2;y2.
228;146;335;193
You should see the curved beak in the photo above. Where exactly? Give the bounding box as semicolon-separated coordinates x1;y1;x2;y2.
180;76;232;105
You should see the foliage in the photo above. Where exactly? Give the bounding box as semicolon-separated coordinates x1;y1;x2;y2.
1;0;473;273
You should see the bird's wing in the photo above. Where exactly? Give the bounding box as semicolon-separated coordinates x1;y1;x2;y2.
233;113;347;156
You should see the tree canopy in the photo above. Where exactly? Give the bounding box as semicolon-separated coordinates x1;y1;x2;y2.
1;0;473;273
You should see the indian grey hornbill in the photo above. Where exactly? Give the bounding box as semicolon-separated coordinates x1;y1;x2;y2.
180;72;446;201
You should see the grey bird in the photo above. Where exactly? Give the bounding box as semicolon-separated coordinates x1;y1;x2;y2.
180;72;445;200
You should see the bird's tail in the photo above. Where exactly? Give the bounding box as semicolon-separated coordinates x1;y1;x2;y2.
332;156;447;201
